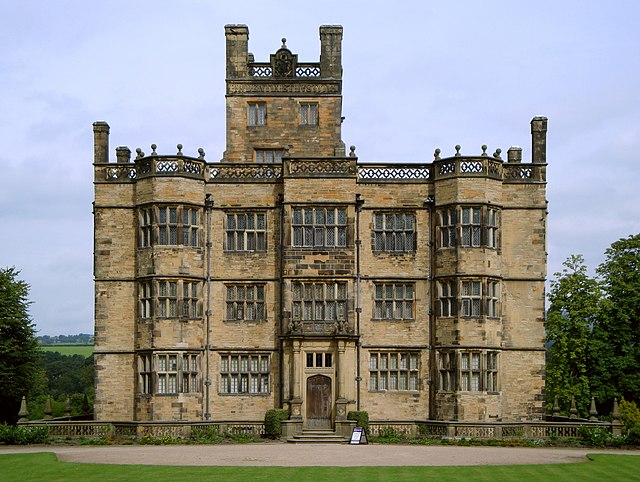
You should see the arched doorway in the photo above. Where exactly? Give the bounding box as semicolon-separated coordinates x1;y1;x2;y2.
306;374;332;429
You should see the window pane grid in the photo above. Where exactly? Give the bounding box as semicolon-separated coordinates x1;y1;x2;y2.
148;353;199;395
140;206;200;248
461;281;482;317
248;103;266;126
226;213;267;252
373;213;416;253
374;283;414;320
220;354;270;394
369;352;419;392
226;284;266;321
292;207;347;248
300;103;318;125
292;282;347;322
255;149;282;163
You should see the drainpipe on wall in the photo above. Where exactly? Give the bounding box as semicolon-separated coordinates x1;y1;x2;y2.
355;193;364;411
277;193;285;408
425;195;436;420
204;194;214;420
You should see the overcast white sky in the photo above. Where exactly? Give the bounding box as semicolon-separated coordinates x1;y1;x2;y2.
1;1;639;336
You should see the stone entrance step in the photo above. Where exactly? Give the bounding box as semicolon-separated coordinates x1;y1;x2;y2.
287;429;349;444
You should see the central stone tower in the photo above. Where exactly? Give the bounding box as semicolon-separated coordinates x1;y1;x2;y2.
223;24;345;163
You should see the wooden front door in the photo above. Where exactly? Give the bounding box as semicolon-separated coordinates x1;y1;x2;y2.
306;374;332;429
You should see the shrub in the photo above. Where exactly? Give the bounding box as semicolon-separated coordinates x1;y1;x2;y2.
0;424;49;445
264;408;289;439
347;411;369;434
626;426;640;446
619;399;640;432
373;426;406;443
190;427;223;444
578;426;613;447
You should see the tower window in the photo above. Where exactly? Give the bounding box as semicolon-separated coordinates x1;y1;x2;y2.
300;103;318;125
248;103;266;126
255;149;283;163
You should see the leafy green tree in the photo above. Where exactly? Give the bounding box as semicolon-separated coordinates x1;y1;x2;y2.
0;268;40;424
591;234;640;404
545;255;603;416
38;351;94;399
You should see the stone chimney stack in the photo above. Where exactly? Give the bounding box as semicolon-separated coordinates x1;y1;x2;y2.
531;116;548;164
225;24;250;79
93;121;110;164
319;25;343;79
507;147;522;163
116;146;131;164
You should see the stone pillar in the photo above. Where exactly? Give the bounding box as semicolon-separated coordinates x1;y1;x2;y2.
335;339;348;420
290;339;303;420
93;121;110;164
319;25;343;79
116;146;131;164
531;116;548;164
225;24;249;79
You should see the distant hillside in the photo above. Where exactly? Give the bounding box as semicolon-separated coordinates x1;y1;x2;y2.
38;333;94;345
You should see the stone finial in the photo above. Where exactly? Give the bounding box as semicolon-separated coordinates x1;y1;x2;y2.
569;396;578;419
611;398;622;436
44;396;53;420
18;396;28;422
589;397;598;421
64;396;72;417
281;38;287;48
481;145;488;156
177;144;183;156
349;145;356;157
612;397;621;421
454;145;461;157
151;144;157;156
434;148;441;160
198;148;206;160
552;396;560;415
135;148;145;159
493;148;502;160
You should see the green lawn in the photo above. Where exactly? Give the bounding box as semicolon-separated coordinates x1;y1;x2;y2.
40;344;93;357
1;453;639;481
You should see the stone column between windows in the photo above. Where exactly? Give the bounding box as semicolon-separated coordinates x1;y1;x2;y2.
290;339;303;420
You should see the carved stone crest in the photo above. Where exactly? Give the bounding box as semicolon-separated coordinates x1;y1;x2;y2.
271;38;297;78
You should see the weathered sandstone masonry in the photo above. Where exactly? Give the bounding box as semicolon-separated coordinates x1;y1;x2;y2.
93;25;547;424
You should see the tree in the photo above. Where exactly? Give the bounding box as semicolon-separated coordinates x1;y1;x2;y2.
545;255;603;416
591;234;640;404
0;267;40;424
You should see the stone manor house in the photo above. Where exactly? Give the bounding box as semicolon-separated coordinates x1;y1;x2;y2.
93;25;548;426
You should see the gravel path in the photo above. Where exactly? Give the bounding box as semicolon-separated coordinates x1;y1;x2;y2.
2;444;640;466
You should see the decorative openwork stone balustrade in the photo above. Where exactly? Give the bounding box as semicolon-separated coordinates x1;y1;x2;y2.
95;154;545;184
249;62;321;78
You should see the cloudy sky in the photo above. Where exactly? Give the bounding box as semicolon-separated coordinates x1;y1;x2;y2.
1;1;639;336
